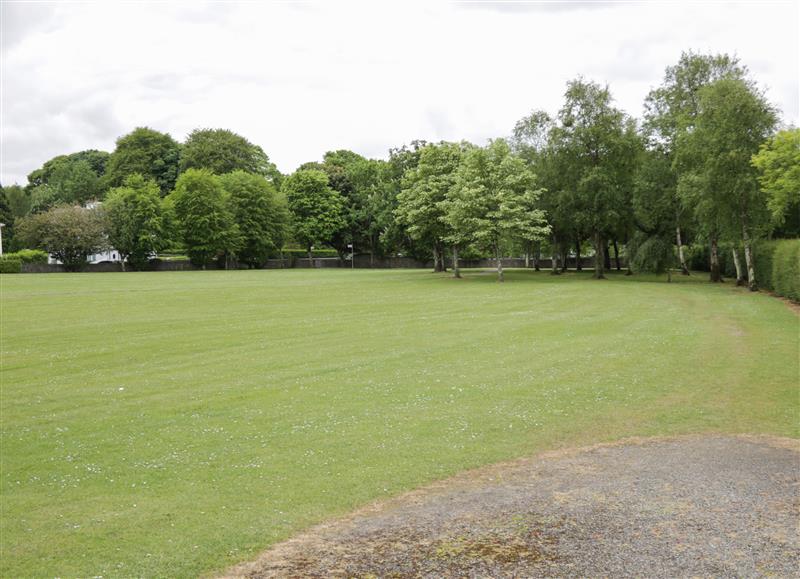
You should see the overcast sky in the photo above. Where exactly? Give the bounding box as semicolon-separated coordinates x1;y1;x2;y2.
1;0;798;186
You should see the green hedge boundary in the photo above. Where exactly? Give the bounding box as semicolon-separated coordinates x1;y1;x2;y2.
0;256;22;274
678;239;799;302
754;239;800;302
6;249;49;264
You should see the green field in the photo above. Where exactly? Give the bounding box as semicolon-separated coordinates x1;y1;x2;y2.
1;269;797;577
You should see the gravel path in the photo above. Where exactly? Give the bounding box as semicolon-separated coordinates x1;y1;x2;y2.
225;435;799;578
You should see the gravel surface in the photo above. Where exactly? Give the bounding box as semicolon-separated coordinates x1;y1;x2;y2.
225;435;799;578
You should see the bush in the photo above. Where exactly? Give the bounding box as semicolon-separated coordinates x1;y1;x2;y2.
752;240;777;291
752;239;800;301
771;239;800;302
6;249;49;264
0;256;21;274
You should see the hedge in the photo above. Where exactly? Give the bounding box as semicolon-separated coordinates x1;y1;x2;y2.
752;241;777;291
686;239;799;301
0;256;22;274
750;239;800;301
768;239;800;302
5;249;49;264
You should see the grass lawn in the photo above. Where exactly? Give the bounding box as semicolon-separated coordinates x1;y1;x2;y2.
1;268;797;577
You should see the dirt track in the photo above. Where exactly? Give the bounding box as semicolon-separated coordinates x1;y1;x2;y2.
225;435;799;578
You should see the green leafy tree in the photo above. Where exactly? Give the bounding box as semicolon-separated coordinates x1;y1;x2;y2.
26;150;109;205
26;150;109;189
751;128;800;235
168;169;239;269
105;127;181;195
15;204;107;271
28;184;59;214
282;169;344;261
396;142;467;273
104;174;171;270
380;141;429;259
512;110;559;270
631;148;678;277
316;150;376;262
363;160;401;261
630;234;674;282
219;171;289;268
676;78;778;291
444;139;548;282
645;51;749;280
50;160;101;203
3;184;30;219
548;79;639;279
180;129;281;186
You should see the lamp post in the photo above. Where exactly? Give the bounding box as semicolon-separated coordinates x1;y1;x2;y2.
347;243;354;269
0;223;5;256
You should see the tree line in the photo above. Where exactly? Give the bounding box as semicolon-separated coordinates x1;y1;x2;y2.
1;51;797;286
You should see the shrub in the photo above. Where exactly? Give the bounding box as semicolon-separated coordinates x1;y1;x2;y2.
772;239;800;302
0;255;21;274
751;239;800;301
752;240;777;291
6;249;49;264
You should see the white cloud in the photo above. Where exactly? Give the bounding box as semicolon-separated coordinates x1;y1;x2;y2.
1;0;797;185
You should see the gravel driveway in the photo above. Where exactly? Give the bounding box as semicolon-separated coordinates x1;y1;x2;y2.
225;435;799;578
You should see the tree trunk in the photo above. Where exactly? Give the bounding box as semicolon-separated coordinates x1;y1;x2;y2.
452;245;461;278
593;231;605;279
496;244;504;282
551;234;560;275
561;241;568;272
524;250;530;269
370;250;374;268
308;247;313;268
120;258;126;272
575;238;582;271
433;245;441;272
613;239;621;271
709;236;722;282
435;242;447;272
732;247;745;286
676;225;690;275
742;226;757;292
604;240;612;271
667;268;672;283
534;241;541;271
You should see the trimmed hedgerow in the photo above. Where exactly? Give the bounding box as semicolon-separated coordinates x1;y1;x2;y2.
0;255;22;274
6;249;49;264
687;238;798;301
752;240;777;291
771;239;800;302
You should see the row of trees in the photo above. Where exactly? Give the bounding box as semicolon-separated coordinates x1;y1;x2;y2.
14;169;288;271
510;53;797;288
3;51;798;286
